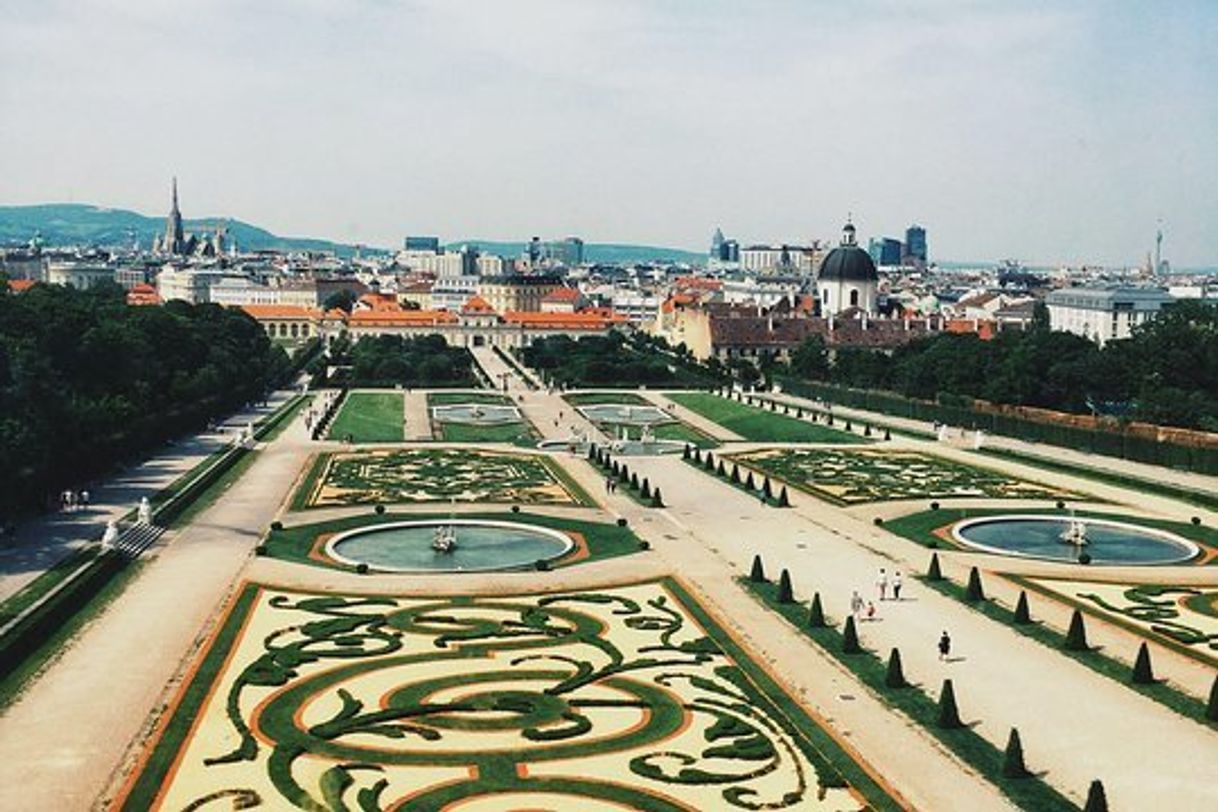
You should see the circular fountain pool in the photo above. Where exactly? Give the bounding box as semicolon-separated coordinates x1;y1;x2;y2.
952;515;1199;565
326;519;574;573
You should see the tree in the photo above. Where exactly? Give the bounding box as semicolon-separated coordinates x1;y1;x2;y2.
1002;728;1030;779
1083;780;1108;812
749;554;766;583
842;616;861;654
965;567;985;602
323;289;358;313
937;679;963;729
1014;591;1032;624
808;593;825;627
1063;609;1089;651
884;648;906;688
790;335;830;380
927;553;943;581
1131;642;1155;684
776;569;794;603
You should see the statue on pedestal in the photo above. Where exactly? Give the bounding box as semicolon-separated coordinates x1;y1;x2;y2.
101;520;119;548
138;497;153;525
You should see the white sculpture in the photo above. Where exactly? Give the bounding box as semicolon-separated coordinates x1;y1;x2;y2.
101;520;119;548
973;430;985;450
137;497;153;525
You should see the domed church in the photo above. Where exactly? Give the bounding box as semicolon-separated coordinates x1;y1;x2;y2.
817;219;878;316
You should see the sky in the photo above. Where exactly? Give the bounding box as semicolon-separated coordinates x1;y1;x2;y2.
1;0;1216;266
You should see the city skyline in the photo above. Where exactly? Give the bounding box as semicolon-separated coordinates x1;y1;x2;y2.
2;1;1216;266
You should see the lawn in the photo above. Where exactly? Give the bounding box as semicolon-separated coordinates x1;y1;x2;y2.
428;391;513;406
563;391;654;406
327;391;404;442
437;421;539;446
667;392;866;443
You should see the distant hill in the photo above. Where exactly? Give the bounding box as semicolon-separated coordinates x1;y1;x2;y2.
0;203;367;256
448;239;703;265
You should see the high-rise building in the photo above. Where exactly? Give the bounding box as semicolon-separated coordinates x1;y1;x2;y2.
544;237;584;266
903;224;927;264
404;236;441;252
868;237;903;267
710;227;725;259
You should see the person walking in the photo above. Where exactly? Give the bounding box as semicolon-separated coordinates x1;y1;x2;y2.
850;590;864;618
866;601;877;622
892;571;903;601
876;568;888;601
938;630;952;661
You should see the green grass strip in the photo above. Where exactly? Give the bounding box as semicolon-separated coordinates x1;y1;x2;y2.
0;558;144;712
117;584;260;811
667;392;867;443
740;577;1076;811
0;546;100;628
428;391;513;406
326;392;405;443
922;574;1217;729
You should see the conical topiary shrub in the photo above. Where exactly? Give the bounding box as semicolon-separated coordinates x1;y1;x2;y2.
651;488;664;508
745;471;756;490
884;428;891;441
1131;642;1155;684
1206;674;1218;722
682;443;692;460
641;478;652;499
693;448;702;464
808;593;825;627
864;424;872;437
630;472;640;491
731;463;741;483
777;569;794;604
763;477;773;500
1063;609;1089;651
1014;591;1032;624
842;616;861;654
778;486;790;507
749;554;766;583
927;553;943;581
937;679;962;729
611;461;620;476
716;459;726;477
1002;728;1030;779
587;445;597;461
1083;780;1108;812
884;648;906;688
845;421;853;432
965;567;985;602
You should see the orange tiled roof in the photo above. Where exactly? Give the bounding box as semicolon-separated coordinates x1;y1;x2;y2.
542;286;580;302
348;309;458;326
503;310;626;330
239;304;322;320
7;279;36;293
357;293;402;312
461;295;496;314
674;276;722;291
126;283;161;306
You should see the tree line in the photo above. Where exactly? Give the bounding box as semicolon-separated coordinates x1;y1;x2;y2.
783;300;1218;431
316;333;475;388
522;333;718;387
0;281;290;520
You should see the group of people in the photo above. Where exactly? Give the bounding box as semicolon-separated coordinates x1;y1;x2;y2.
60;489;90;512
850;568;953;660
604;476;619;494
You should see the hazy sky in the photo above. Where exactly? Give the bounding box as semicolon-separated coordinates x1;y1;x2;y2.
2;1;1215;265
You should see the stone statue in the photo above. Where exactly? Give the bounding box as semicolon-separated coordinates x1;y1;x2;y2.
138;497;153;525
101;520;119;548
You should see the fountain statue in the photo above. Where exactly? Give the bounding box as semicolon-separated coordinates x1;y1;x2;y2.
1059;511;1089;546
432;524;458;553
137;497;153;525
640;423;655;444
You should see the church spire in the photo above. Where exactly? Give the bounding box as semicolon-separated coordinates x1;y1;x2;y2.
164;176;185;255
